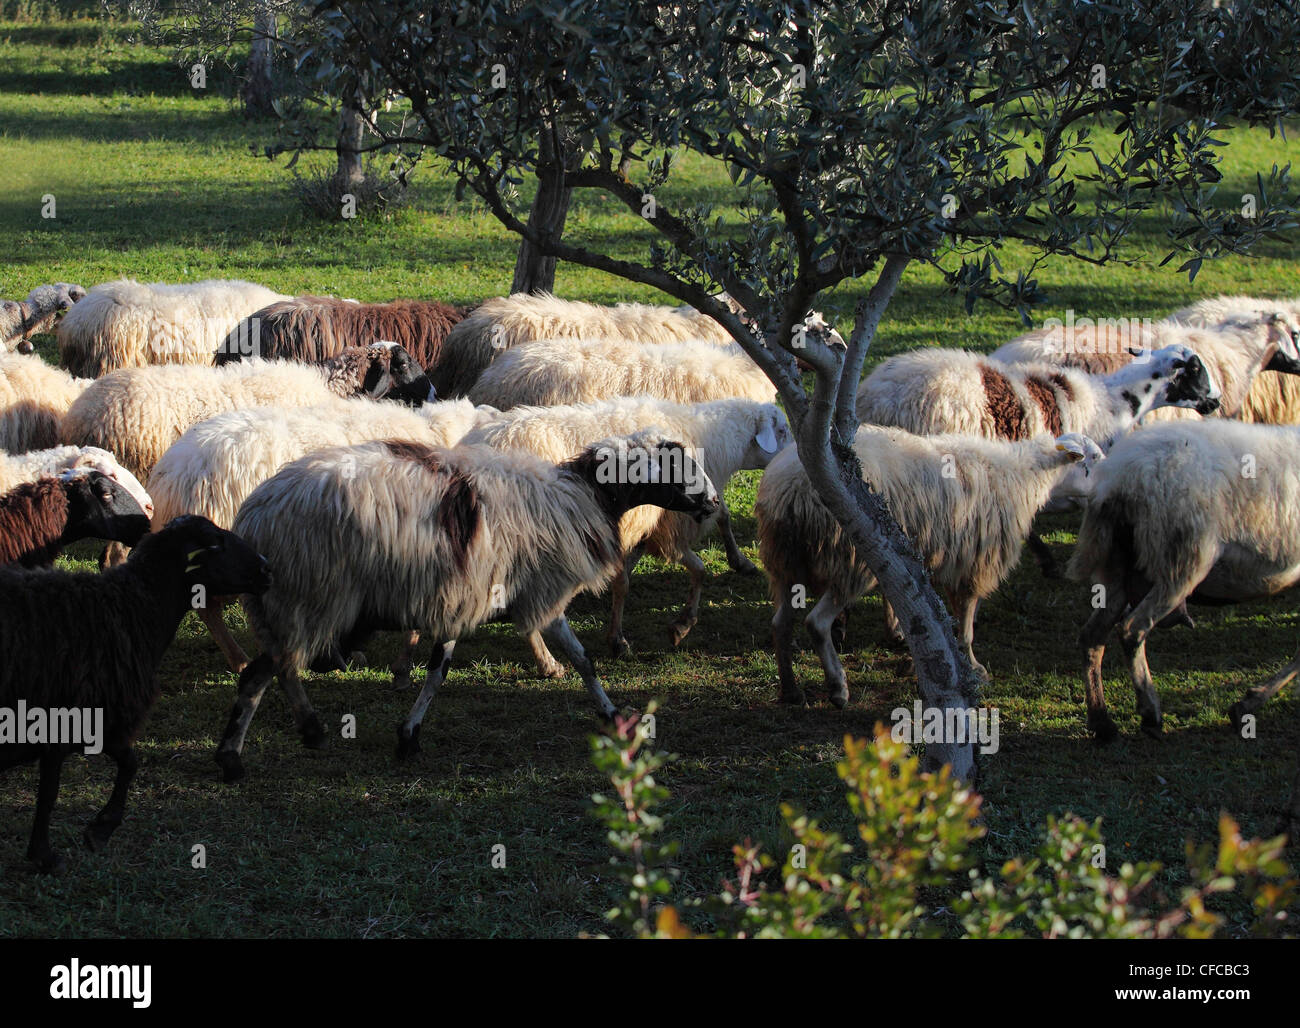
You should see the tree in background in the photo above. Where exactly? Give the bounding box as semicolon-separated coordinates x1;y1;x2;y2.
294;0;1298;777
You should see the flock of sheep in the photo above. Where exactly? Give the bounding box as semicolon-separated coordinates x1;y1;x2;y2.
1;274;1299;872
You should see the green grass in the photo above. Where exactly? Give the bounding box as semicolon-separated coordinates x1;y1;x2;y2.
2;20;1299;938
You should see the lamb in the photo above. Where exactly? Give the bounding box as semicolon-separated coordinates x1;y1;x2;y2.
145;397;500;670
1;283;86;354
0;353;93;452
756;427;1104;706
0;516;271;871
60;343;432;480
468;337;778;409
436;291;844;397
457;396;790;669
57;278;290;378
0;445;153;518
0;469;151;568
1069;420;1300;742
990;311;1300;422
215;432;720;781
213;295;467;373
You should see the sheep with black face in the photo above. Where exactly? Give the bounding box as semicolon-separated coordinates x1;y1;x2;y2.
0;516;272;872
216;432;719;781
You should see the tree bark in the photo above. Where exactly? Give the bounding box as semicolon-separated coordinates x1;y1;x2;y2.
511;129;573;295
788;257;980;780
241;2;277;119
799;441;981;780
334;84;367;194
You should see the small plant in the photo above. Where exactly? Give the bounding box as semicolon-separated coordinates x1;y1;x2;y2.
289;162;410;222
590;722;1297;939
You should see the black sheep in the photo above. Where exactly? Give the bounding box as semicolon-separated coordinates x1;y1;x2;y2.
0;470;151;568
0;515;272;871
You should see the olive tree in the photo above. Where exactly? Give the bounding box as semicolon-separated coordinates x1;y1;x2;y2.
304;0;1299;777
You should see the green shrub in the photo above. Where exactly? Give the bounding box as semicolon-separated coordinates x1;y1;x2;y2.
590;720;1297;939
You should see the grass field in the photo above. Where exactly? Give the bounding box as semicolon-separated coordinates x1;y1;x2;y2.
2;19;1299;937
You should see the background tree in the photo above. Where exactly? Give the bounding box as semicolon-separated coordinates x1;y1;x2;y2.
301;0;1300;778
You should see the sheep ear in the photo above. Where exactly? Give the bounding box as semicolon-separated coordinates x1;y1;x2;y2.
756;420;779;454
185;547;209;572
1055;440;1086;462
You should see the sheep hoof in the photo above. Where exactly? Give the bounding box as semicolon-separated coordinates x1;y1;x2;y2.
83;822;115;852
31;850;66;874
669;619;695;647
1089;715;1120;745
215;750;246;783
347;651;368;670
609;638;632;658
395;724;421;760
390;670;412;691
301;715;328;750
778;686;806;706
539;662;567;680
1139;717;1163;740
828;688;849;710
730;556;759;576
1227;701;1254;731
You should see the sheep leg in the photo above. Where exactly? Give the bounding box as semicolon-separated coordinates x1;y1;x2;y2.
1025;532;1060;579
397;640;456;760
669;549;706;647
806;592;853;709
718;500;757;575
84;737;137;852
198;602;250;673
772;590;803;705
1078;578;1130;744
526;631;567;679
606;543;645;657
27;750;67;873
948;590;987;681
1117;627;1163;738
390;629;422;690
214;654;278;783
277;665;327;750
1229;644;1300;729
543;616;617;719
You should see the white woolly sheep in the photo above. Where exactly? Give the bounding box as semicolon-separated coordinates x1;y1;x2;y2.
146;397;500;670
214;433;720;781
437;292;844;397
1;283;85;353
57;278;290;378
1070;420;1300;742
60;344;429;481
857;345;1221;442
0;445;153;518
1167;297;1300;425
757;427;1104;705
433;292;735;397
451;395;791;670
468;337;777;409
0;353;93;452
990;311;1300;422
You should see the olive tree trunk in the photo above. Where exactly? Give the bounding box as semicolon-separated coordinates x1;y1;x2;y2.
511;129;573;295
334;85;367;193
799;441;980;779
241;2;277;118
